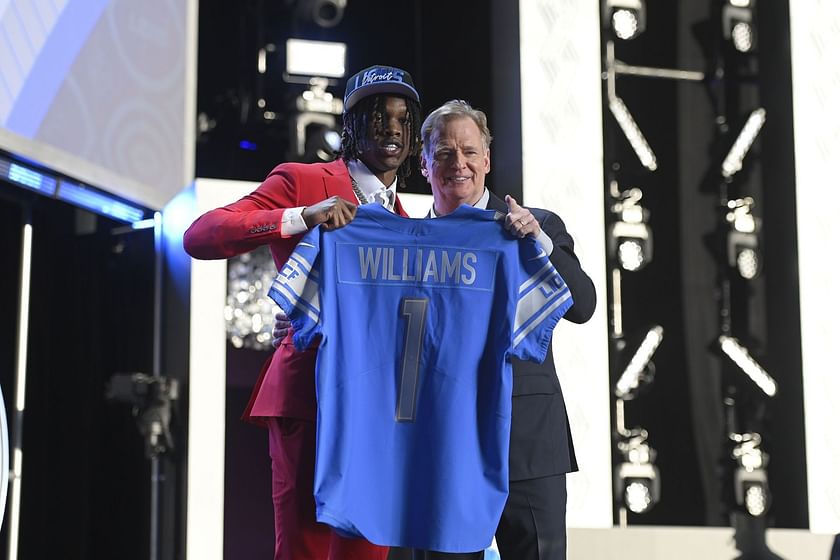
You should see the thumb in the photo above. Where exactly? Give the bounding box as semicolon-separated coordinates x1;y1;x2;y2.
505;194;522;212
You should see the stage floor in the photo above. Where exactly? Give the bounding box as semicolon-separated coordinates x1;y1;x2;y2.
569;525;836;559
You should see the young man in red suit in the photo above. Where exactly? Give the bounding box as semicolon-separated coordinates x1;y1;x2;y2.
183;65;423;560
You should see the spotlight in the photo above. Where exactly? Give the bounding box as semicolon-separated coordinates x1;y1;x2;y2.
106;373;179;458
722;108;766;179
725;197;762;279
723;0;756;53
289;77;343;163
609;97;658;171
719;335;777;397
294;0;347;28
615;429;660;514
616;325;664;399
285;38;347;81
303;123;342;162
603;0;647;41
730;432;770;517
609;187;653;272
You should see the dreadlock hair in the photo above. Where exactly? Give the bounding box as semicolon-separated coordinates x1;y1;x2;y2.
339;94;423;187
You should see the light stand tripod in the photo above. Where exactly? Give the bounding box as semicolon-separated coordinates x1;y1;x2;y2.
105;213;179;560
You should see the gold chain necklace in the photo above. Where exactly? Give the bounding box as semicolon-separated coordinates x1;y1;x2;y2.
349;175;371;205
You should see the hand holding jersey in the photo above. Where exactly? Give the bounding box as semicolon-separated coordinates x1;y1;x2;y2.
504;195;541;239
302;195;358;231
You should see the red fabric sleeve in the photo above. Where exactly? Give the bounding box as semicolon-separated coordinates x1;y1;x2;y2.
182;165;302;259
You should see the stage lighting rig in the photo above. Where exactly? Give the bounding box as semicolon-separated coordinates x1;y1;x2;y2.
615;325;664;399
106;373;179;459
293;0;347;28
725;197;762;280
615;428;661;514
609;187;653;272
284;38;347;84
722;108;766;179
281;39;346;163
730;431;771;517
608;96;658;171
723;0;757;53
603;0;647;41
719;335;777;397
289;79;343;163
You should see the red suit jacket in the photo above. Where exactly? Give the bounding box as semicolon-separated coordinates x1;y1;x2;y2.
183;158;408;422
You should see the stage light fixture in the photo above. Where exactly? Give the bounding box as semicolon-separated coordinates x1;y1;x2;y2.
106;373;179;459
723;0;756;53
285;38;347;80
719;335;777;397
603;0;647;40
615;325;664;399
289;77;343;163
726;197;762;279
294;0;347;28
1;158;57;195
609;187;653;272
307;125;342;162
615;429;660;514
722;108;766;179
730;431;770;517
609;97;658;171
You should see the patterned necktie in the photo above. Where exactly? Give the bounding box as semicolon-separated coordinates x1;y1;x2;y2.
373;188;394;212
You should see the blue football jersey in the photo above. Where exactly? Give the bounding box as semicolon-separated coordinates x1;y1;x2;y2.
268;203;573;552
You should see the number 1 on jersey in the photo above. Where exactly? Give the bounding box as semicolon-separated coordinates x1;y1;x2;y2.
396;298;428;422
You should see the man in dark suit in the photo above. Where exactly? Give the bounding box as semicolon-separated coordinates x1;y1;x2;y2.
414;99;596;560
274;99;596;560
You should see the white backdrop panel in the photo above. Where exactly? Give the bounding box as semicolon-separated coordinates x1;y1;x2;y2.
179;178;259;560
789;0;840;535
519;0;612;528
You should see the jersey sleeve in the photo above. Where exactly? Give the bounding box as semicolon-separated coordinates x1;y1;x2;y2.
511;237;574;363
267;227;323;351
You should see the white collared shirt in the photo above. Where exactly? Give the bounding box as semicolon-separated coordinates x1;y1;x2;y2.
281;159;398;236
346;159;398;210
429;187;554;255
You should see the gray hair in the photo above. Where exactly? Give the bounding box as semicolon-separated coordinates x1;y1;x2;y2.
421;99;493;157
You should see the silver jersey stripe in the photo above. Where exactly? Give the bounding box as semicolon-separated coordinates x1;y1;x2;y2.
513;290;572;348
514;272;567;334
271;279;320;324
518;260;555;295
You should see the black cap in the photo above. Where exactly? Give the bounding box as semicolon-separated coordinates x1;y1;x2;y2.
343;65;420;111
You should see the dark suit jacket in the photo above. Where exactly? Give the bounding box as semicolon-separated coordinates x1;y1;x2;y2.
486;192;596;481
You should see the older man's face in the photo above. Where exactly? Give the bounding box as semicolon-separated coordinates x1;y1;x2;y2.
421;116;490;207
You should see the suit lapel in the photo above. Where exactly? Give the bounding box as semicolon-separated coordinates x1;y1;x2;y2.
486;191;508;213
322;159;356;201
